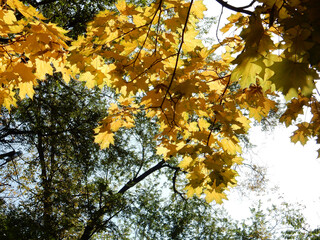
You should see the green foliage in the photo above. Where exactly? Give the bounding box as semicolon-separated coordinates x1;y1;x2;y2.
23;0;116;38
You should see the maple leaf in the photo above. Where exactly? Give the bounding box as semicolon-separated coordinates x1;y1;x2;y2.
204;189;227;204
182;29;203;52
269;59;317;100
35;59;53;79
94;131;115;149
116;0;139;16
1;8;17;25
156;146;170;159
240;15;264;49
280;96;310;127
79;72;96;88
109;120;123;132
187;122;199;132
178;156;193;169
18;81;35;99
6;0;318;206
290;122;312;145
185;184;202;198
232;157;243;164
190;0;207;19
248;107;264;122
219;137;241;155
7;0;46;20
231;50;263;87
220;12;243;33
198;118;210;131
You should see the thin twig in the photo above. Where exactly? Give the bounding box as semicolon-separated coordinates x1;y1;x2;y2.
160;0;195;109
216;5;224;45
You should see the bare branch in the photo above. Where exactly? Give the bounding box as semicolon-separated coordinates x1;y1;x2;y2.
118;159;166;194
215;0;254;15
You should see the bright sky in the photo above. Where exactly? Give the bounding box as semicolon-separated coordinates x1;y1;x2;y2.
203;0;320;229
250;125;320;226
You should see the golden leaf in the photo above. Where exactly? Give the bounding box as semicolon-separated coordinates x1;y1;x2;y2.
198;118;210;131
94;132;115;149
110;120;123;132
204;189;227;204
191;0;207;19
178;156;193;169
35;59;53;79
18;81;34;99
156;146;170;159
219;137;241;155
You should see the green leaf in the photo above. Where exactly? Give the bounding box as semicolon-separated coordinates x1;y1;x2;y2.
269;58;317;100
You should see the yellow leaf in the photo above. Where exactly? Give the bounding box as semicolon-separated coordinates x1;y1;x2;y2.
185;184;202;198
110;120;122;132
2;9;17;25
204;189;227;204
198;118;210;131
123;116;135;128
182;29;203;52
116;0;127;13
234;116;251;133
279;96;309;127
232;157;243;164
19;81;34;99
14;63;36;83
121;40;138;55
156;146;170;159
227;12;243;23
35;59;53;79
178;156;193;169
79;72;96;88
132;14;147;26
164;17;182;32
7;0;45;20
220;137;241;155
191;0;207;19
248;107;263;122
231;50;262;87
220;23;233;33
94;132;115;149
187;122;199;132
115;0;139;15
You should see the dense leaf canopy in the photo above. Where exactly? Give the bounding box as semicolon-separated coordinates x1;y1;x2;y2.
1;0;320;204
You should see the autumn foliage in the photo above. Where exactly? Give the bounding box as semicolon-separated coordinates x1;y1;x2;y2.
1;0;320;203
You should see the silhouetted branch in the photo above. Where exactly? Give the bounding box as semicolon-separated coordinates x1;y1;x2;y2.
215;0;255;15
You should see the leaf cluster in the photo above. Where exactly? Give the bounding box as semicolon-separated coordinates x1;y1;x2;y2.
1;0;320;205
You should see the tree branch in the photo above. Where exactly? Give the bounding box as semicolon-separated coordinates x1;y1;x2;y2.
172;167;186;200
118;159;166;194
163;163;187;199
80;159;166;240
0;151;22;167
215;0;255;15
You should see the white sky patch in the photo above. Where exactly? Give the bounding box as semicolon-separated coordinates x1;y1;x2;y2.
250;124;320;227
